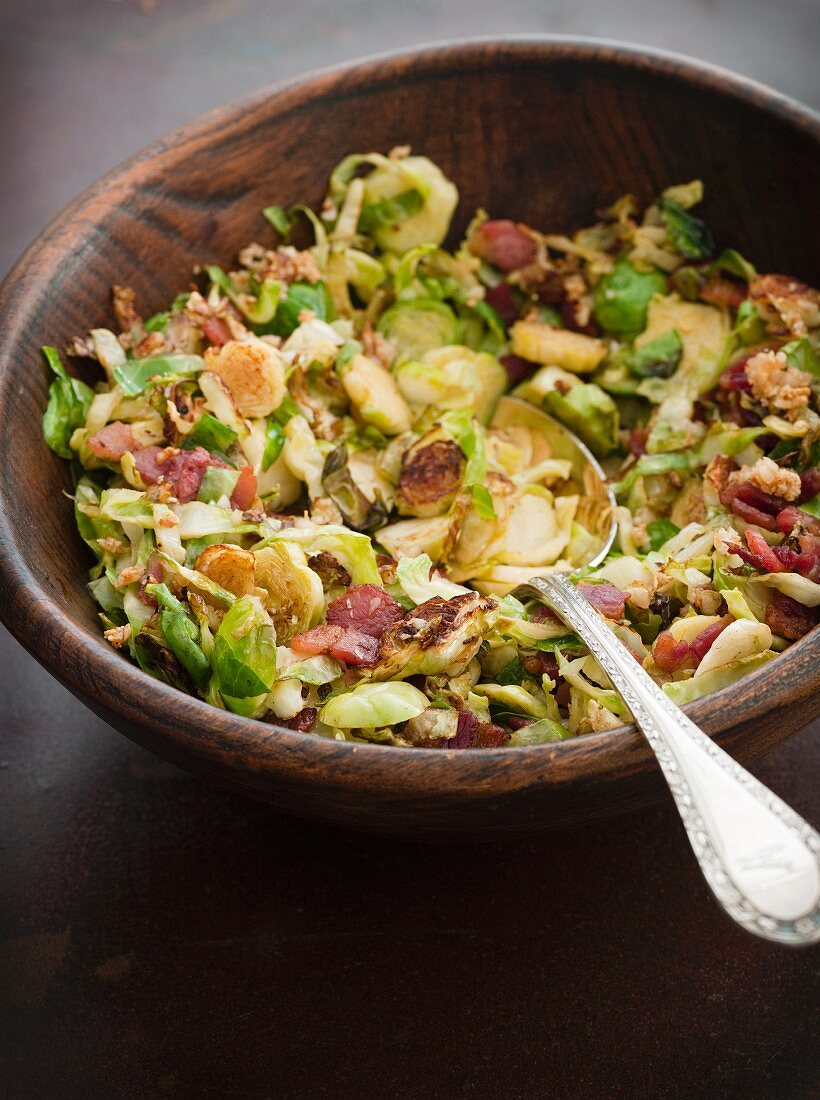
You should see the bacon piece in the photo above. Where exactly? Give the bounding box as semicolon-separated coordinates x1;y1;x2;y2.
690;615;734;661
230;466;257;511
577;581;626;620
799;468;820;503
499;353;537;385
653;631;693;672
446;710;510;749
484;283;518;326
531;604;559;623
326;584;404;639
764;592;819;639
700;277;746;309
135;445;225;503
291;625;341;656
628;428;649;457
469;220;536;273
200;316;232;346
717;359;752;392
745;529;790;572
281;707;318;732
87;421;136;462
724;481;783;531
776;505;820;537
290;624;379;667
522;652;559;679
136;552;165;609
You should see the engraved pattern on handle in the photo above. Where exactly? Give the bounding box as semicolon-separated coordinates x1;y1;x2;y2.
516;575;820;946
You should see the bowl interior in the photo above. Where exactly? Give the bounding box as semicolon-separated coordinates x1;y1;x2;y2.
0;41;818;835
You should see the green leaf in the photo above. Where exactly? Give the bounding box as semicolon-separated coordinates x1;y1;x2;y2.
261;419;286;471
337;338;363;367
197;466;240;504
612;452;692;498
263;204;294;236
800;495;820;518
497;657;526;686
470;483;496;520
783;338;820;379
181;412;238;454
213;597;278;699
708;249;756;282
468;299;506;341
658;197;715;260
647;518;680;551
144;311;170;333
268;280;333;337
42;346;94;459
593;259;668;339
358;189;424;235
113;354;202;397
621;329;683;379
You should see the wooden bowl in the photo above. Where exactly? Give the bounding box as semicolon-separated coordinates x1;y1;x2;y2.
1;40;818;840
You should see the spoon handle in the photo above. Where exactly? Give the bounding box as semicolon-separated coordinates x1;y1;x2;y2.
515;574;820;946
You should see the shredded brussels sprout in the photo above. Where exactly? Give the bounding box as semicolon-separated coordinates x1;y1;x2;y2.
43;148;820;747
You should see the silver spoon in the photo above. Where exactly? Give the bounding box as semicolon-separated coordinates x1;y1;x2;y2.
513;573;820;946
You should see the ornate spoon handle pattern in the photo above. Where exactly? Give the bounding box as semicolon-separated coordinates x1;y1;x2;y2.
514;574;820;946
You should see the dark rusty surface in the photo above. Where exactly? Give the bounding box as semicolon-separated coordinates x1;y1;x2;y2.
1;2;819;1096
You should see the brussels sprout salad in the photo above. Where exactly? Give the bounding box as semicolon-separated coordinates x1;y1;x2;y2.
43;148;820;748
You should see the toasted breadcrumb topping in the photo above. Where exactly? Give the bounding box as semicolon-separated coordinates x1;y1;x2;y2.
727;456;802;501
745;350;812;411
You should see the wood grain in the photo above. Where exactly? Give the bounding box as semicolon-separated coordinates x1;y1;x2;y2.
0;39;818;838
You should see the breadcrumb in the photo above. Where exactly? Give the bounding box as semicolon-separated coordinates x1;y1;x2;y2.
104;624;132;649
726;456;802;501
745;350;812;411
750;274;820;338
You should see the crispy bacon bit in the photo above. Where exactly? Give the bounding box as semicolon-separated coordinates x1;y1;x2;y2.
200;316;233;346
628;428;649;457
531;604;559;623
446;710;510;749
700;277;746;309
500;353;537;385
690;615;734;661
469;220;536;273
522;652;560;679
308;552;351;589
718;475;784;532
776;505;820;537
577;581;626;620
764;592;819;640
87;421;136;462
484;283;519;326
230;466;257;511
291;624;380;667
729;528;792;573
133;331;166;359
799;468;820;503
326;585;403;639
281;707;318;732
718;358;752;392
653;631;693;672
137;553;165;608
135;445;225;503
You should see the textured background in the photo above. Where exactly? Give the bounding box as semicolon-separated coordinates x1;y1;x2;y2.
1;2;818;1097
